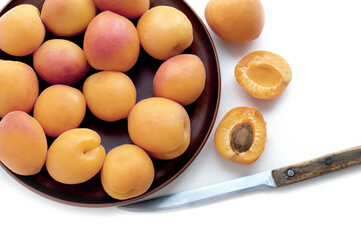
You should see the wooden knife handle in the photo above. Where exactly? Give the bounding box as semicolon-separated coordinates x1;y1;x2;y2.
272;146;361;187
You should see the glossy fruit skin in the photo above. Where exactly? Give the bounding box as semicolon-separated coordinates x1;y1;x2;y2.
137;6;193;60
46;128;106;184
0;111;47;176
0;60;39;118
0;4;45;56
83;71;136;122
205;0;264;44
101;144;155;200
92;0;149;19
214;107;266;164
235;51;292;99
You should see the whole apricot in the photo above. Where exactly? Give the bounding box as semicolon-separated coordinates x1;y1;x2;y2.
101;144;155;200
46;128;106;184
214;107;266;165
137;6;193;60
0;111;47;176
205;0;265;44
153;54;206;106
83;71;136;122
93;0;149;19
235;51;292;99
83;11;140;72
128;97;191;160
41;0;97;37
0;60;39;118
33;85;86;137
33;39;89;85
0;4;45;56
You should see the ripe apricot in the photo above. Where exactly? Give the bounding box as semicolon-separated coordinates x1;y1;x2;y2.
33;85;86;137
83;11;140;72
46;128;106;184
33;39;89;85
83;71;136;122
137;6;193;60
153;54;206;106
128;97;191;160
0;60;39;118
214;107;266;165
235;51;292;99
0;4;45;56
0;111;47;176
205;0;264;44
101;144;155;200
93;0;149;19
41;0;97;37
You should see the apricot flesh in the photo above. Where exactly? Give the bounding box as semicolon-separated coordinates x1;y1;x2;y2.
83;11;140;72
137;6;193;60
0;111;47;176
214;107;266;165
128;97;191;160
153;54;206;106
0;4;45;56
46;128;106;184
235;51;292;99
0;60;39;118
33;39;89;85
205;0;265;44
101;144;155;200
33;85;86;137
93;0;149;19
41;0;97;37
83;71;136;122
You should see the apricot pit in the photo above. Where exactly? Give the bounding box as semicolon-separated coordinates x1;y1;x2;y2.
235;51;292;99
214;107;266;165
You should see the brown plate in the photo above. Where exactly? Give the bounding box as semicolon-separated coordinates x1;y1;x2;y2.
0;0;221;207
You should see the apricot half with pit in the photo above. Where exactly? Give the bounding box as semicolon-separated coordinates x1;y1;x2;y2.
214;107;266;165
235;51;292;99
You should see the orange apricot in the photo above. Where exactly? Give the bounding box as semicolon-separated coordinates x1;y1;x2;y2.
205;0;265;44
0;4;45;56
101;144;155;200
235;51;292;99
46;128;106;184
83;71;136;122
0;111;47;176
33;85;86;137
93;0;149;19
214;107;266;165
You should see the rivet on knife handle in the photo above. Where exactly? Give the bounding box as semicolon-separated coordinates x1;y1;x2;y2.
271;146;361;187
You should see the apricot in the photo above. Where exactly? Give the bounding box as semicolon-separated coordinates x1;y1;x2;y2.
153;54;206;106
83;11;140;72
83;71;136;122
33;39;89;85
46;128;106;184
93;0;149;19
0;60;39;118
0;111;47;176
235;51;292;99
214;107;266;165
101;144;155;200
128;97;191;160
41;0;97;37
0;4;45;56
137;6;193;60
205;0;265;44
33;85;86;138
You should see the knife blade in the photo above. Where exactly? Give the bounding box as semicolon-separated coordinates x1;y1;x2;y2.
119;145;361;211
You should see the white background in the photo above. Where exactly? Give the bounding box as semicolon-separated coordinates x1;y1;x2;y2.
1;0;361;239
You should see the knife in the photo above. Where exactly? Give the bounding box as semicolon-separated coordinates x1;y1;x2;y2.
119;145;361;211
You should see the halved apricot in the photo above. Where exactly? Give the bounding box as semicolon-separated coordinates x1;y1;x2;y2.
214;107;266;164
234;51;292;99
